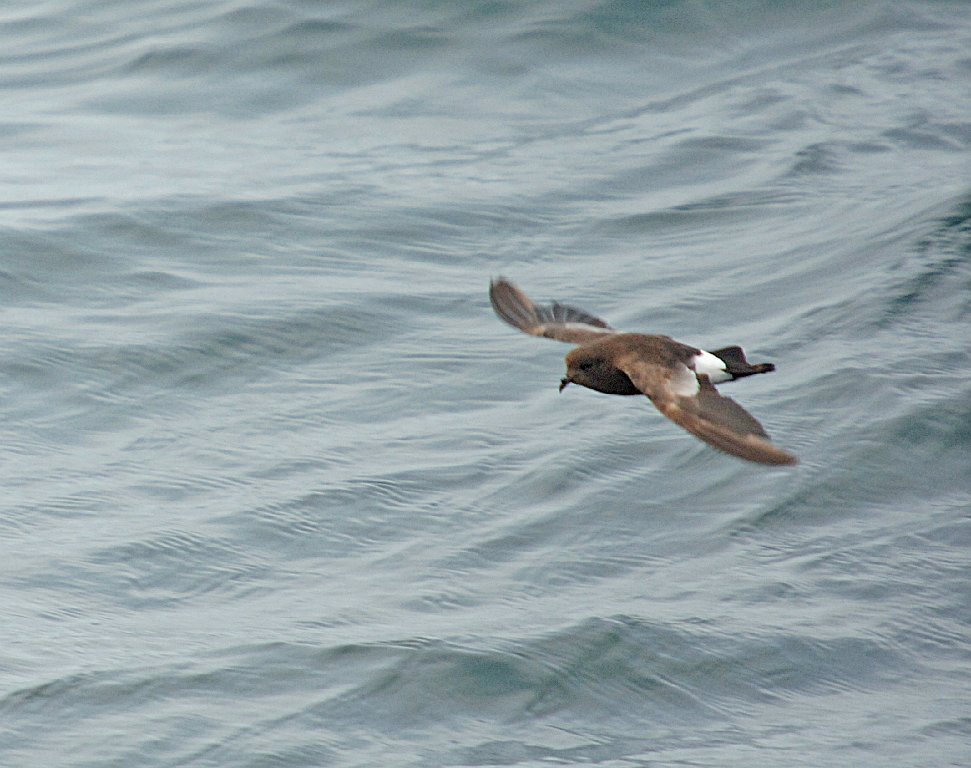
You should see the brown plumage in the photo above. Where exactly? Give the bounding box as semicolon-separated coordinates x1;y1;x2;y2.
489;278;797;466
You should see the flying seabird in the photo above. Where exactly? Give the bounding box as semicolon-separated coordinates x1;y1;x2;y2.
489;278;797;466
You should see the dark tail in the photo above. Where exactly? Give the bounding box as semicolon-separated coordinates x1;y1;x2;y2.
711;345;775;379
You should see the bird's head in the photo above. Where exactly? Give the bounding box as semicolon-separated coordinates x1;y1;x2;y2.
561;350;607;392
561;347;641;396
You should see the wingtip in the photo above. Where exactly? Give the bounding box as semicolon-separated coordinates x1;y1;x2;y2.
489;277;539;334
488;276;512;306
764;448;799;466
742;435;799;466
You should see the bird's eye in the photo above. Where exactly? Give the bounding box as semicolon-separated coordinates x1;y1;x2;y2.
579;361;594;371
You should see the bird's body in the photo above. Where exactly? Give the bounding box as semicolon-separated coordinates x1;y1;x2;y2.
489;278;797;466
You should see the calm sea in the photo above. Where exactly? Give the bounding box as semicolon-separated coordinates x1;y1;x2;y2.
1;1;969;766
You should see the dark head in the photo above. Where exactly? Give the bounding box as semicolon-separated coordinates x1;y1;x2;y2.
560;348;640;396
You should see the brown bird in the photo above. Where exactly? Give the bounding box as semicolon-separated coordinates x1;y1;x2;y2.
489;278;797;466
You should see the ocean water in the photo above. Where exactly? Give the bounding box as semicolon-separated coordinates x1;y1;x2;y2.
1;1;970;766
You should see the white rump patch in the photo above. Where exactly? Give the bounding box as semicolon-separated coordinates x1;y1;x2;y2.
693;350;732;384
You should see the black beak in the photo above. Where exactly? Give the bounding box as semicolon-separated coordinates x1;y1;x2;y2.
559;377;571;392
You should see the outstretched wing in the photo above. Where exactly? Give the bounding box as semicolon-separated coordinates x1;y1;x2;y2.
618;356;798;466
489;278;617;344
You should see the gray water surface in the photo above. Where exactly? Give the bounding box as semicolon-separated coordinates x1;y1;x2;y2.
1;1;970;766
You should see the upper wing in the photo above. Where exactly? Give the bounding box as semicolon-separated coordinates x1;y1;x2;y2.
489;278;617;344
618;356;798;466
